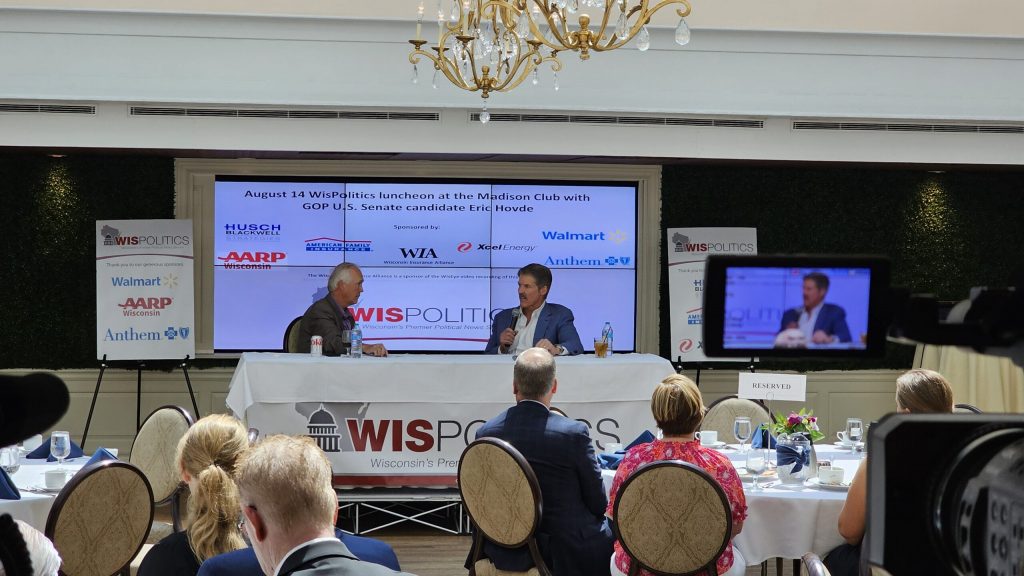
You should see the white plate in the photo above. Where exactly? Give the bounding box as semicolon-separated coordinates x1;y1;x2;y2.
805;477;851;491
700;441;728;449
736;468;778;482
26;485;63;494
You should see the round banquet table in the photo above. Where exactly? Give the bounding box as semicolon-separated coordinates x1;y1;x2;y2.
602;442;864;565
0;455;88;532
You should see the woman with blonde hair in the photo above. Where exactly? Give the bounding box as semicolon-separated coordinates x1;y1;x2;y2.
139;414;249;576
605;374;748;576
826;369;954;576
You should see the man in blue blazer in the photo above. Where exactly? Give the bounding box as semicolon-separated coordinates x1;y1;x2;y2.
197;529;401;576
779;271;852;344
485;263;583;355
470;348;613;576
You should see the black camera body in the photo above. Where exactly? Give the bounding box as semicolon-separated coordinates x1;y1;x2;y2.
866;414;1024;576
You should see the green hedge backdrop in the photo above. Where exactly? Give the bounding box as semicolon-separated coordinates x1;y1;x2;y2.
2;154;1022;370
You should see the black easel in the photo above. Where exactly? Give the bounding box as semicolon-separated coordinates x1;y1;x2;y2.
81;354;200;449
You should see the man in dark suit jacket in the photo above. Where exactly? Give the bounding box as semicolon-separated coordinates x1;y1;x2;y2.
235;435;414;576
196;529;401;576
485;263;584;355
778;271;852;344
296;262;387;357
471;348;613;576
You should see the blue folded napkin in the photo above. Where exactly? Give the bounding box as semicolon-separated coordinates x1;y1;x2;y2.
598;452;624;470
776;443;810;473
84;447;118;467
0;468;20;500
751;426;777;449
26;438;84;462
626;430;656;450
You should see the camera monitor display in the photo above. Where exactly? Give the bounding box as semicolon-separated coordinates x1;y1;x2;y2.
702;255;890;358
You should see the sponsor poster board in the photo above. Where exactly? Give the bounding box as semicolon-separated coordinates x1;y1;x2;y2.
667;227;757;362
96;219;195;360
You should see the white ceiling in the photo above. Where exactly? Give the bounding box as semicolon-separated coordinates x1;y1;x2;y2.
1;0;1022;37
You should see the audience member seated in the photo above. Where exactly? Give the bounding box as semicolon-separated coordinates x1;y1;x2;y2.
469;347;614;576
605;374;747;576
0;515;61;576
197;528;401;576
139;414;249;576
825;368;954;576
234;435;414;576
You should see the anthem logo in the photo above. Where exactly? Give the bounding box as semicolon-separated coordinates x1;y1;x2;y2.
217;251;286;270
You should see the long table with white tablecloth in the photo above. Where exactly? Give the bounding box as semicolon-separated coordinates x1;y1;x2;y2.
227;352;675;487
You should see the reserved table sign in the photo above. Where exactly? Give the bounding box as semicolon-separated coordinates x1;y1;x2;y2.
738;372;807;402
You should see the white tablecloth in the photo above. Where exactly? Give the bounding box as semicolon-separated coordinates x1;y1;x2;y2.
602;444;864;564
1;457;87;532
227;352;675;486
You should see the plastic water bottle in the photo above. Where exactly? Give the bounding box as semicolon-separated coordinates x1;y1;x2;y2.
602;322;614;355
350;324;363;358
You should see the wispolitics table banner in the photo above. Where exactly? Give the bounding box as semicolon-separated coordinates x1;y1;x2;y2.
96;219;195;360
667;227;757;362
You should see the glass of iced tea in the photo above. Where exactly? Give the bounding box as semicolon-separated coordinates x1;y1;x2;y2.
593;338;609;358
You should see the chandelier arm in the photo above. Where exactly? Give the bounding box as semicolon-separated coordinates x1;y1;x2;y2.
497;52;561;93
532;5;578;52
591;0;689;52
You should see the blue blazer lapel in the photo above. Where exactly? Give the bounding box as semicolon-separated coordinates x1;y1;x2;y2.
532;305;552;346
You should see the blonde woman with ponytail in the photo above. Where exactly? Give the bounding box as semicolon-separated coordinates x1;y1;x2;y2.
138;414;248;576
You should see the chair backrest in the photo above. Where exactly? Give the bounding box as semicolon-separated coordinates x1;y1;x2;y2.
45;460;154;576
283;316;304;352
459;437;549;576
954;403;983;414
549;406;568;418
613;460;732;576
801;552;832;576
701;395;771;440
129;405;194;504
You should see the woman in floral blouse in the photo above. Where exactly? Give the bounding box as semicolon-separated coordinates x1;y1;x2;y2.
606;374;748;576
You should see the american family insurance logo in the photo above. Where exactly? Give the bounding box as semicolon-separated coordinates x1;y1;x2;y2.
304;237;373;252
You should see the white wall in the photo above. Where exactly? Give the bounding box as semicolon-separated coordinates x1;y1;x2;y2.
0;9;1021;165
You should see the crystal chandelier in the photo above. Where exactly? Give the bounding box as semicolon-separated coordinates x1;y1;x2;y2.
409;0;692;123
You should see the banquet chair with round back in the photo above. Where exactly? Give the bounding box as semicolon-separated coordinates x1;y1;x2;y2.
800;552;832;576
283;316;304;352
459;438;551;576
954;403;983;414
45;460;154;576
613;460;732;576
128;405;193;542
548;406;568;418
701;395;771;441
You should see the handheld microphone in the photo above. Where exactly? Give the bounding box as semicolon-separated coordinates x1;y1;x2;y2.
509;307;521;330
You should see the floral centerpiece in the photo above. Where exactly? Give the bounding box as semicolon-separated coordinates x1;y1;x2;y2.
771;408;825;442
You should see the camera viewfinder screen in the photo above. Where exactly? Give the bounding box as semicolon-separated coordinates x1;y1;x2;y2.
724;267;871;350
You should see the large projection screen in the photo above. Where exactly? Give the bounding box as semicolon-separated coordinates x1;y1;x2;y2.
212;177;639;353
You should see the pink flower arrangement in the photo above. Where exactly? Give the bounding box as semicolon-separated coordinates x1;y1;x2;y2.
772;408;825;442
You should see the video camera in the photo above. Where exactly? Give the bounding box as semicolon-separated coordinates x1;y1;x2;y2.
702;255;1024;576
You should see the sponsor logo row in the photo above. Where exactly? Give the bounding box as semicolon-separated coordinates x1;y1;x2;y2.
214;251;633;268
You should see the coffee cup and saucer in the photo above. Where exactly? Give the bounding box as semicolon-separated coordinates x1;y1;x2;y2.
834;431;857;449
807;466;849;491
695;431;727;449
33;469;73;493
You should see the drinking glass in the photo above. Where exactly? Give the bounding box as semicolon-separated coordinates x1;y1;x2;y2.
746;449;767;492
733;416;752;452
51;431;71;469
846;418;865;445
0;446;19;476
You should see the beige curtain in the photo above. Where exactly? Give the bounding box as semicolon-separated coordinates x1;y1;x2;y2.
916;345;1024;413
